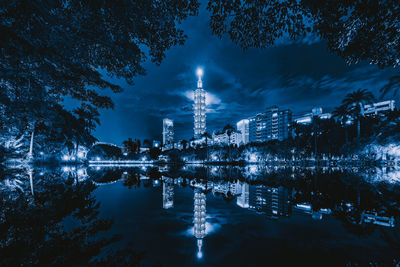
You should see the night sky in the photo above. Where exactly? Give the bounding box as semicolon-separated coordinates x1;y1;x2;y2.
77;2;398;145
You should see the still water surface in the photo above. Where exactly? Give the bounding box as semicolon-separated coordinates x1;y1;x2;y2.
1;165;399;266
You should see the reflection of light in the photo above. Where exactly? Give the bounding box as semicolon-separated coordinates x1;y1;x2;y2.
154;180;159;185
39;151;44;155
123;171;128;175
249;165;258;174
197;251;203;259
142;157;146;161
62;155;70;161
39;172;44;175
77;152;84;158
123;152;128;156
62;166;70;172
77;169;84;176
96;166;101;170
96;157;101;161
249;153;257;162
71;156;76;161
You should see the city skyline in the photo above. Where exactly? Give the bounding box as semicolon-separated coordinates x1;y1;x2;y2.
82;3;399;144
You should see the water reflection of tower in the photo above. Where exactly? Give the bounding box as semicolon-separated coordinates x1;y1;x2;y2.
193;188;206;259
162;177;174;209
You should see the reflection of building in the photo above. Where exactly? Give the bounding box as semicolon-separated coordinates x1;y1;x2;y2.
162;177;174;209
249;106;292;143
236;119;249;145
163;118;174;149
194;70;206;138
212;181;241;196
294;107;332;125
193;188;206;259
246;185;290;220
364;100;395;116
360;211;395;227
236;182;249;208
265;186;290;220
212;131;242;146
293;203;331;220
249;185;267;213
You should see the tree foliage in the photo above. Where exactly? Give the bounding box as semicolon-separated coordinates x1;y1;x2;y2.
0;0;199;108
0;0;199;160
207;0;400;68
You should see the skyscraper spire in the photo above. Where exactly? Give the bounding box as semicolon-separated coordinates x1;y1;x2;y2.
194;68;206;138
196;67;203;88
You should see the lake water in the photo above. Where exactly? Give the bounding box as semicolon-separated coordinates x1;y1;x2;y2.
1;165;399;266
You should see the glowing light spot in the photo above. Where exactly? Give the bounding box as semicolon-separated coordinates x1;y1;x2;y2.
196;67;203;78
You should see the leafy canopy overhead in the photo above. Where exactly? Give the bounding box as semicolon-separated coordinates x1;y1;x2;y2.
207;0;400;68
0;0;199;109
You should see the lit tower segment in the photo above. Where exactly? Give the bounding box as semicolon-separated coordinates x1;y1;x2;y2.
193;188;206;259
194;68;206;138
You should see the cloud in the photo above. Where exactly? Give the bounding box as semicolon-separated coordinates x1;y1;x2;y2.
89;3;399;144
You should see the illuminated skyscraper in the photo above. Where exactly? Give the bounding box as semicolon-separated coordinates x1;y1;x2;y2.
236;119;249;145
193;188;206;259
194;68;206;138
249;106;292;143
163;118;174;148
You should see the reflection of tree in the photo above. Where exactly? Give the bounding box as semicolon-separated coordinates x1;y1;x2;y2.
380;228;400;255
123;172;141;189
0;172;143;265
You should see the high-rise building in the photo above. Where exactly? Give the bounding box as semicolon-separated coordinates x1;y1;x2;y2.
162;118;174;148
236;119;249;145
249;106;292;143
194;68;206;138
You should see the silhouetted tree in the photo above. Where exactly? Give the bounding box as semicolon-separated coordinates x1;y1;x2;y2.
223;124;235;161
180;139;188;150
342;89;375;138
201;132;212;161
332;104;351;143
